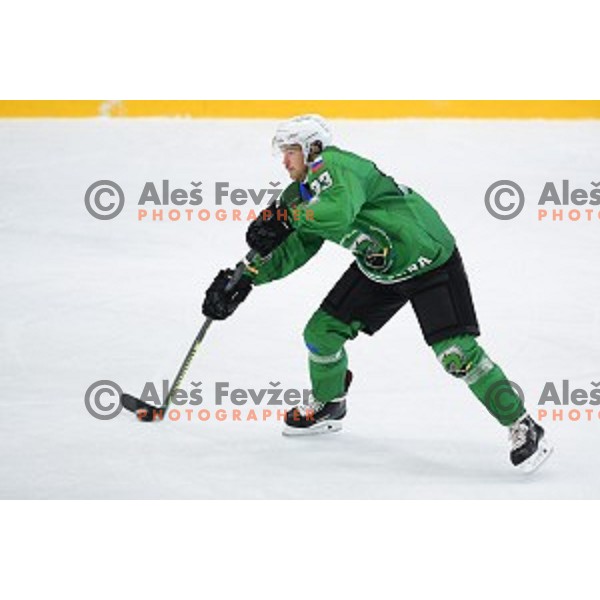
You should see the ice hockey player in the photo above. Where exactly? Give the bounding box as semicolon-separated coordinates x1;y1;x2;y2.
202;114;553;473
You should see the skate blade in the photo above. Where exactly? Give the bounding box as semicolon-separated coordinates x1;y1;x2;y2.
282;420;343;437
518;437;554;474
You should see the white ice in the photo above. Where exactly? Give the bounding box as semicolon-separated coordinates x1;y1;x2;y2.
1;118;599;498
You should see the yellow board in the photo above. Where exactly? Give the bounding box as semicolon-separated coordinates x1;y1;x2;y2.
0;100;599;119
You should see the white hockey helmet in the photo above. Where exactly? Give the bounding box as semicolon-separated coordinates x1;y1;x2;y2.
272;114;332;161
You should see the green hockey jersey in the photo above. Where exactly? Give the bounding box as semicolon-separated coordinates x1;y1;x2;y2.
248;146;456;285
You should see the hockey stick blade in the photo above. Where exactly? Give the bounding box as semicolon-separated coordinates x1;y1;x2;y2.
120;393;165;422
119;248;260;426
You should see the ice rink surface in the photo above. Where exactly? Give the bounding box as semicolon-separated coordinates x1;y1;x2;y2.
1;118;599;498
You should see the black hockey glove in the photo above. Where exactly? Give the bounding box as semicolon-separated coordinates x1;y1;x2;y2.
202;269;253;320
246;206;293;257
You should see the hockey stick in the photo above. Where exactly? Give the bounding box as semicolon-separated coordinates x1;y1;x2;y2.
120;249;258;422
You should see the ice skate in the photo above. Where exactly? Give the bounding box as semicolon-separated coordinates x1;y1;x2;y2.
283;371;352;436
509;414;553;473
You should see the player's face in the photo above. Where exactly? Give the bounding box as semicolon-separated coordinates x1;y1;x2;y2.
282;145;307;181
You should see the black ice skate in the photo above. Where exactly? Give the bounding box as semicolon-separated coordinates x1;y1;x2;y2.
283;371;353;436
508;414;553;473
